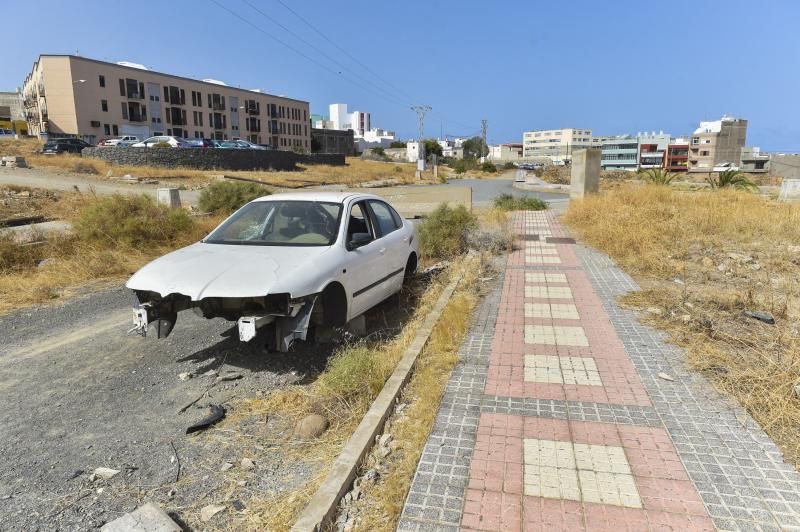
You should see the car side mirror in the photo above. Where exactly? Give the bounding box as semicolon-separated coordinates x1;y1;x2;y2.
348;232;372;250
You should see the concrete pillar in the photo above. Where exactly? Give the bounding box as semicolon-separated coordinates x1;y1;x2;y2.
779;179;800;202
156;188;181;208
570;149;601;199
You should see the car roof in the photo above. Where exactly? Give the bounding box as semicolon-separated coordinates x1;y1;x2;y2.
252;191;385;204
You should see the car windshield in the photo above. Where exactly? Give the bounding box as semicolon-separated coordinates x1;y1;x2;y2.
204;200;343;246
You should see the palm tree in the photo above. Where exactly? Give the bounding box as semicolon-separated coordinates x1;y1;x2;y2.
644;168;678;186
707;169;757;190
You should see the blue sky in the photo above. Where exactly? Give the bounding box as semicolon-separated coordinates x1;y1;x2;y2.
3;0;799;150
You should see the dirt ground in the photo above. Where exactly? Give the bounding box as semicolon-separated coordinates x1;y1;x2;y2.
0;279;422;531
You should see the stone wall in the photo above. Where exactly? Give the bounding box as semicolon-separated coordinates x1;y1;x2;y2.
82;147;298;171
81;147;345;170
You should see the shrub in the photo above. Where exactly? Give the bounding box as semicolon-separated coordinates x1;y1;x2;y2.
0;233;45;272
707;169;757;191
493;193;547;211
394;166;403;173
72;161;100;174
198;180;270;214
389;141;406;149
371;147;385;157
481;161;497;173
644;168;677;186
503;162;516;170
450;157;478;174
418;203;478;259
540;165;570;184
75;194;193;246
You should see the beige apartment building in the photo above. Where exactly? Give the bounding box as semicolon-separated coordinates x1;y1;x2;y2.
522;128;593;162
687;115;747;171
22;55;311;150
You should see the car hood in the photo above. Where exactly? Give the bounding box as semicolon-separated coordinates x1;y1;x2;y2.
126;242;333;300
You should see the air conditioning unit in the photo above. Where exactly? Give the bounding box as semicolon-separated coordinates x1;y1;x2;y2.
90;120;101;127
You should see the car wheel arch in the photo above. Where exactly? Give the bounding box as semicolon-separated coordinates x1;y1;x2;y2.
320;281;348;326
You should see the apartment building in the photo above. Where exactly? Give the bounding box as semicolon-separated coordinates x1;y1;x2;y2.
688;115;747;171
0;91;27;134
638;132;670;168
22;55;311;150
665;138;689;172
522;128;593;162
600;135;638;170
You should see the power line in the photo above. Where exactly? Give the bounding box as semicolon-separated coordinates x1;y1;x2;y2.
274;0;418;104
208;0;408;110
240;0;410;107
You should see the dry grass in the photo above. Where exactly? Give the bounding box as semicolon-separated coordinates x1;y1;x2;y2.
222;255;483;530
0;192;220;314
564;183;800;466
352;258;481;529
0;137;44;157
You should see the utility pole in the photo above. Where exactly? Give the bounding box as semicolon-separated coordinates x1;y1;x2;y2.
411;105;431;178
480;119;488;162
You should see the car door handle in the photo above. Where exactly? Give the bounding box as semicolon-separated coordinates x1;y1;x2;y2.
379;248;386;254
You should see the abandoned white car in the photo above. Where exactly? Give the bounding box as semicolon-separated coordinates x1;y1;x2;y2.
126;192;418;351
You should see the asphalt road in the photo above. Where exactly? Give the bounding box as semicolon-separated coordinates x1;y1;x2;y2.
0;271;424;530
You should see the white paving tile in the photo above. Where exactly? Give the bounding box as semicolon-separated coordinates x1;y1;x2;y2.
524;303;579;320
524;325;589;346
525;272;568;284
525;286;573;299
523;439;642;508
524;355;602;385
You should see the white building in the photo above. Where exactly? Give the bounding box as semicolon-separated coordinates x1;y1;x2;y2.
522;128;594;162
488;143;523;162
327;102;394;152
406;141;422;163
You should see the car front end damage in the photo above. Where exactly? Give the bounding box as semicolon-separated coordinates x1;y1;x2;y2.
130;290;318;352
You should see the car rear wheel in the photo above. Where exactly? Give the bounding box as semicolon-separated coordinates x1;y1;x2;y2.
404;253;417;285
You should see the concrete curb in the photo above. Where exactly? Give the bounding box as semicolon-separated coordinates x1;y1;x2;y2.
291;274;462;531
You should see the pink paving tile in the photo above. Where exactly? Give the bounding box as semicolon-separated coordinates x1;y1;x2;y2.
462;489;522;531
465;414;713;530
488;268;652;407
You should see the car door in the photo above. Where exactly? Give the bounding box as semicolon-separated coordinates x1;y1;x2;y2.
366;200;407;295
341;200;388;319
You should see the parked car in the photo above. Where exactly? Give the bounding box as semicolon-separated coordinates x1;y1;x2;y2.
126;192;418;352
42;138;93;154
131;136;192;148
218;141;246;149
0;129;15;137
100;135;140;147
713;162;740;172
232;139;267;150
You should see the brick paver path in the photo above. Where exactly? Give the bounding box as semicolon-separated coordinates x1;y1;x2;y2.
399;210;800;531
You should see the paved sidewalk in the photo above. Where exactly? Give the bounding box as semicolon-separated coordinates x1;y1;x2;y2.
399;210;800;531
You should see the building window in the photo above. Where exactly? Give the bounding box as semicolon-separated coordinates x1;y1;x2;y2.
101;100;108;112
103;124;110;135
99;75;105;88
119;79;125;96
121;102;128;119
112;125;118;135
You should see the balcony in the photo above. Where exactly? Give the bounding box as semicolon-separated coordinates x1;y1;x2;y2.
127;91;142;100
129;113;146;123
212;102;225;111
246;106;260;115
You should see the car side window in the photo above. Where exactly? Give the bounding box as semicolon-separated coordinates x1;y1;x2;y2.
346;202;374;244
368;200;400;238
